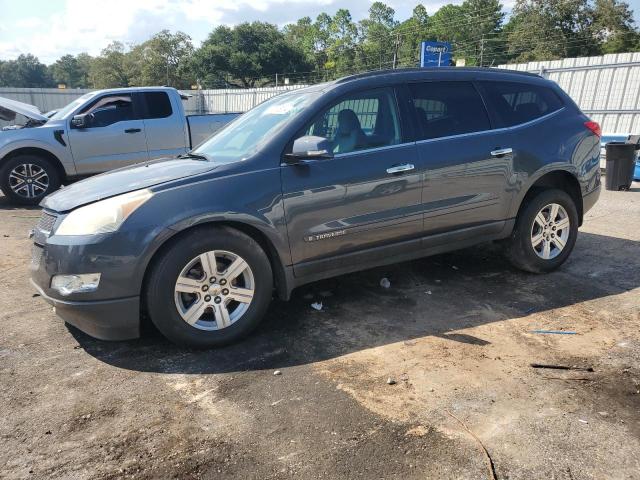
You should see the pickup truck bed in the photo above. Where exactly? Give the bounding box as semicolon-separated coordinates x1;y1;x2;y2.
187;113;240;148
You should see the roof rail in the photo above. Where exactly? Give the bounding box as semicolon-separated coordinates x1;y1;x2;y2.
333;67;541;84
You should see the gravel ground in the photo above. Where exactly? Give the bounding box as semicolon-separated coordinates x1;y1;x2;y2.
1;183;639;480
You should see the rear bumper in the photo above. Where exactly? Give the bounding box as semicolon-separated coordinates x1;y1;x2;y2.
583;185;600;216
31;279;140;341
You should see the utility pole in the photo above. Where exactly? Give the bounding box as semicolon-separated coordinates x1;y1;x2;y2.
479;37;485;67
392;33;401;69
275;73;278;87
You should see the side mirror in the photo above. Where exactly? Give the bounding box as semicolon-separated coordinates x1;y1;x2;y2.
71;113;92;129
285;136;333;163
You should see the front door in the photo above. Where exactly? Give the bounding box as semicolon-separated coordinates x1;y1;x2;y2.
281;87;422;277
408;81;514;235
67;93;149;175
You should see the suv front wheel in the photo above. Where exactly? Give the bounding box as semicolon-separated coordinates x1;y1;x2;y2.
505;189;579;273
145;226;273;348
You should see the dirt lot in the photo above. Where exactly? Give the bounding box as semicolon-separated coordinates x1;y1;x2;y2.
1;184;639;480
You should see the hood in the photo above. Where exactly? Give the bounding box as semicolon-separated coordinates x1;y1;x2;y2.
0;96;49;122
42;157;217;212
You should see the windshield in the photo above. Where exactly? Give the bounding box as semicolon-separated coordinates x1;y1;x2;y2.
49;93;96;121
194;90;319;164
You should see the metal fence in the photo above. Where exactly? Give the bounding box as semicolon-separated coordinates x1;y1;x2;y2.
200;85;308;113
498;52;640;134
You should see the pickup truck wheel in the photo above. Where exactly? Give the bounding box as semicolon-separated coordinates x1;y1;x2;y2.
505;189;579;273
145;226;273;348
0;154;61;205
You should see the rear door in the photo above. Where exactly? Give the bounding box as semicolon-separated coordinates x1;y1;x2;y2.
67;93;149;174
139;91;189;159
281;87;422;276
409;81;514;235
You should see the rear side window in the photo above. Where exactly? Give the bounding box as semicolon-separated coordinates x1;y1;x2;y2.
141;91;173;119
409;82;490;140
479;81;563;127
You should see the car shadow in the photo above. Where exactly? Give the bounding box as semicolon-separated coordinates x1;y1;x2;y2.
71;230;640;375
0;193;42;212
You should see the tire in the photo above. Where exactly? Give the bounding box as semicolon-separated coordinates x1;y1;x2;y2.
0;154;61;205
145;226;273;348
505;189;579;273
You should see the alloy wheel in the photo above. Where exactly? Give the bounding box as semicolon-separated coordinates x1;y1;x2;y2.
530;203;571;260
8;163;49;199
174;250;255;330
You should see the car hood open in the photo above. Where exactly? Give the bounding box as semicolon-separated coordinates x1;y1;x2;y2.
0;96;49;122
42;157;217;212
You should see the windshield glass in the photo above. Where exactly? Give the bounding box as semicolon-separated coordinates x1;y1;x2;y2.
194;90;319;164
49;93;96;120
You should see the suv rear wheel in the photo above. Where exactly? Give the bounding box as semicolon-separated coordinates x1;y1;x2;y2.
0;154;61;205
145;226;273;348
505;189;579;273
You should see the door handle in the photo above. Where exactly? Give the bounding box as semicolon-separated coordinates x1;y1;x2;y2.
124;128;141;134
490;147;513;157
386;163;415;174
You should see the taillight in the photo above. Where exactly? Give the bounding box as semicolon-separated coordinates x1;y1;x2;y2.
584;120;601;138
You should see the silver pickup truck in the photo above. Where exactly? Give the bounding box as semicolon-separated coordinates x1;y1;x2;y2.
0;87;239;204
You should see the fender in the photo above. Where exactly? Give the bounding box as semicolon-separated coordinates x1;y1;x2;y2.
508;164;581;219
167;210;290;263
141;165;291;270
131;213;292;301
0;136;76;176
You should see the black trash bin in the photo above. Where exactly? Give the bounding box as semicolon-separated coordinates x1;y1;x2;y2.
605;141;637;191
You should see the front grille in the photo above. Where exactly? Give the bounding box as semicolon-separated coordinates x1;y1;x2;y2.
36;212;57;233
33;211;57;245
30;245;43;270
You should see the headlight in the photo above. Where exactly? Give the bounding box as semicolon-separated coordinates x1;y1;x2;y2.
55;189;153;236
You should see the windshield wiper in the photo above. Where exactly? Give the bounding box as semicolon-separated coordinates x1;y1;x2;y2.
177;152;210;161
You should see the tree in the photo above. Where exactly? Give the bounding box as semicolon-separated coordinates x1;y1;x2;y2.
89;42;129;88
506;1;572;61
75;53;94;88
505;0;612;62
395;5;430;68
358;2;398;70
0;61;11;87
50;54;83;88
0;54;52;87
324;9;359;76
284;17;318;72
191;22;310;87
593;0;640;52
126;30;194;88
458;0;505;65
428;4;466;43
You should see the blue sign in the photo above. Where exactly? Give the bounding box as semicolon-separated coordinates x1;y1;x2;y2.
420;41;452;67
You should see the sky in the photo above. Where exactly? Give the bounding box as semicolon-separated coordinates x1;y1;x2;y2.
0;0;639;64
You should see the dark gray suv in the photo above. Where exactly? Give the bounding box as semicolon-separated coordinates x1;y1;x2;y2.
30;68;602;348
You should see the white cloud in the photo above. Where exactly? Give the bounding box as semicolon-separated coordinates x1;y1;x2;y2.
0;0;518;64
2;0;332;62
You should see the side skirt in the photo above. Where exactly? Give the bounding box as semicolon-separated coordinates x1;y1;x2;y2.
280;219;515;299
